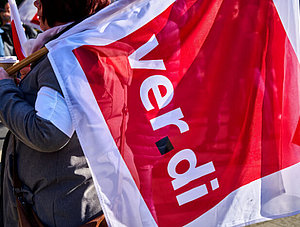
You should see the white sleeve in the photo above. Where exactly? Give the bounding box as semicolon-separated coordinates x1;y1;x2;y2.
35;86;75;138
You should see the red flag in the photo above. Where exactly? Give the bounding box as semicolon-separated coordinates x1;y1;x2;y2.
47;0;300;226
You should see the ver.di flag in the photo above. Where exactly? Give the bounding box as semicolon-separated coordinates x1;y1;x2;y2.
46;0;300;226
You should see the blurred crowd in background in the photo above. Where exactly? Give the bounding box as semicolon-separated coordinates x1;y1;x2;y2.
0;0;119;57
0;1;38;57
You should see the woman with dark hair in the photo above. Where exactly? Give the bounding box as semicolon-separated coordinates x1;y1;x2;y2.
0;0;110;226
36;0;110;30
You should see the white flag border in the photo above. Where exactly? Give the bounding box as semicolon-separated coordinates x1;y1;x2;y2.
47;0;175;226
48;44;157;227
47;0;175;50
185;162;300;227
273;0;300;63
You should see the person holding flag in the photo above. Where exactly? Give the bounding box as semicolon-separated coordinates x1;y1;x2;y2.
0;0;110;226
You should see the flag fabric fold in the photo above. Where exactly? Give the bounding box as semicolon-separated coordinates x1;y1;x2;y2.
8;0;27;60
46;0;300;226
18;0;40;30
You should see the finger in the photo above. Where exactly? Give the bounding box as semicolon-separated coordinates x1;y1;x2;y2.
0;67;9;76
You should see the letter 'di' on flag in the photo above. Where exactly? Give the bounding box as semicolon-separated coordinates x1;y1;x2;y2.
46;0;300;226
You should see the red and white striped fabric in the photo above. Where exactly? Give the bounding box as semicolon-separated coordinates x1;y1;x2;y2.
8;0;27;60
46;0;300;226
18;0;40;30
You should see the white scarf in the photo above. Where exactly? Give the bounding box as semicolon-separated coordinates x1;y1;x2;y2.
23;23;72;56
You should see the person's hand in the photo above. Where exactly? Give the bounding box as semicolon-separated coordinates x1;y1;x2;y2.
0;67;12;80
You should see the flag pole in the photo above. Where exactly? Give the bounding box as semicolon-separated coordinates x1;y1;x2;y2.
5;47;49;76
5;14;88;76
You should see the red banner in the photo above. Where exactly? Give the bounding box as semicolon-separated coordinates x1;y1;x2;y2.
67;0;300;225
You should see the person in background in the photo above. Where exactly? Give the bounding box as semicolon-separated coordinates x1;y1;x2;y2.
0;26;5;57
0;2;38;56
0;0;110;226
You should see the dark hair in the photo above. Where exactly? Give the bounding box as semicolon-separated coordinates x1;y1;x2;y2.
40;0;110;27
